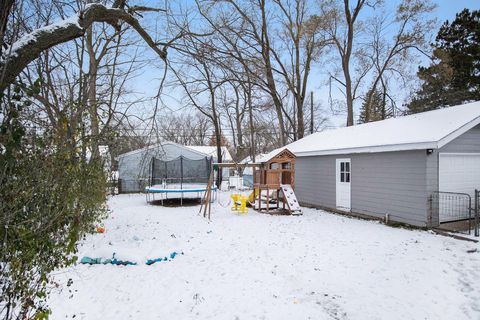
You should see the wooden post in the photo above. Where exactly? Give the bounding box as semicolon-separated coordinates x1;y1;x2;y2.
203;184;210;218
266;186;269;212
207;187;212;220
258;188;261;211
276;189;280;209
199;168;213;216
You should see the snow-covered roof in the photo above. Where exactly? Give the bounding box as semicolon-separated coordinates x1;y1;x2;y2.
117;141;207;159
255;148;288;163
286;101;480;157
185;146;233;161
240;153;267;164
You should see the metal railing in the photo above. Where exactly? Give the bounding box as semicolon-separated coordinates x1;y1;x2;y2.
474;189;480;237
430;191;474;235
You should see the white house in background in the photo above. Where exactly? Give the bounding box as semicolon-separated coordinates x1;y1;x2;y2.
185;145;233;162
283;101;480;228
117;142;230;193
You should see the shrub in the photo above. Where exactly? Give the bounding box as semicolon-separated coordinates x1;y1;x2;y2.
0;88;107;319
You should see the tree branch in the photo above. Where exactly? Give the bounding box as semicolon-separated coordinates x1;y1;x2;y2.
0;3;167;92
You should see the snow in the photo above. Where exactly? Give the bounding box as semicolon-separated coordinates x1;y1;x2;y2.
2;16;81;60
241;154;267;175
257;147;287;163
186;145;233;162
48;193;480;319
286;101;480;156
116;142;230;161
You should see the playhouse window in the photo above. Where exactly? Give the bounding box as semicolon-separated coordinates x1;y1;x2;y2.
270;162;279;169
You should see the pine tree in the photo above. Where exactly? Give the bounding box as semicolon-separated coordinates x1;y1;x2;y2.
406;9;480;113
359;88;391;124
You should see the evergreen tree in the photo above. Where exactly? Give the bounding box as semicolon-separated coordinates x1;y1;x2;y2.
359;88;392;124
406;9;480;113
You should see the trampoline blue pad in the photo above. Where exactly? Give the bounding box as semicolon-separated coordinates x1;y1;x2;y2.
145;185;217;193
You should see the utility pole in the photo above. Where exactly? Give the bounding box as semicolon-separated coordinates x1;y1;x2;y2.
310;91;314;134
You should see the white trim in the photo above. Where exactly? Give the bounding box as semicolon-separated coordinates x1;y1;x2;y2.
336;158;351;211
439;152;480;156
296;141;436;157
437;117;480;148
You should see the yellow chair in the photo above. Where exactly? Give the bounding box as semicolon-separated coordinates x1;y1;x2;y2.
231;194;248;214
238;195;249;214
231;194;240;211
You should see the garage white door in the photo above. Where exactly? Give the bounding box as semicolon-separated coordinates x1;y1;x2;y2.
439;153;480;222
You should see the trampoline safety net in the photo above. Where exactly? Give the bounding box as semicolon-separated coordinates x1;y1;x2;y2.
150;156;212;186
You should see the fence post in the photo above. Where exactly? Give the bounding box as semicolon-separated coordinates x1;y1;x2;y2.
180;156;183;190
475;189;479;237
427;194;433;228
150;157;155;187
118;178;122;194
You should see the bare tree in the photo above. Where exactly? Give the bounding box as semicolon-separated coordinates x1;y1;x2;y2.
361;0;435;122
169;31;225;186
0;1;167;92
323;0;374;126
158;112;212;146
271;0;331;139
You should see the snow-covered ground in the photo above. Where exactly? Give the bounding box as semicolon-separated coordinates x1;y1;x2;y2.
49;192;480;320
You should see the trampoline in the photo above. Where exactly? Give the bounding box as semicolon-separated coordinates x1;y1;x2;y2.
145;184;217;205
145;156;216;206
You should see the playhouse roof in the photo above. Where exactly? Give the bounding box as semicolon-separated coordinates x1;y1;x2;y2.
286;101;480;157
255;147;294;163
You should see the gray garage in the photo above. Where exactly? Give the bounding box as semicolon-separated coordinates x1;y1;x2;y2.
286;102;480;229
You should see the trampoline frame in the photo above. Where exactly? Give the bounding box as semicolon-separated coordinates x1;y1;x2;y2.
145;185;217;206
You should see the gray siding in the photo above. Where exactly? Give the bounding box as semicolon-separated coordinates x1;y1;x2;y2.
296;151;430;227
295;155;337;209
440;124;480;153
350;151;428;227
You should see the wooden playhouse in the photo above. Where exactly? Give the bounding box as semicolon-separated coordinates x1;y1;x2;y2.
250;148;301;215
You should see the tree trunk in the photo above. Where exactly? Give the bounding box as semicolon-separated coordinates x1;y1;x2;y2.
0;0;14;54
86;26;100;161
260;0;287;145
246;82;255;162
344;64;354;126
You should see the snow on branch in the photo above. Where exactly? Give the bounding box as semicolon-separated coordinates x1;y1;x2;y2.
0;3;167;92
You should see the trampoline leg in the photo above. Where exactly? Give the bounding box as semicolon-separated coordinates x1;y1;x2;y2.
161;192;164;206
181;192;183;206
